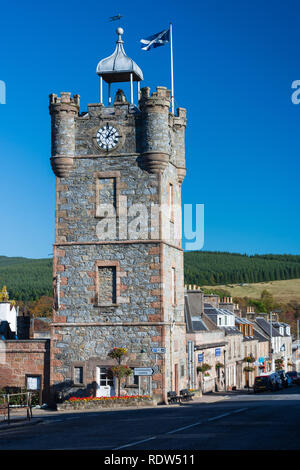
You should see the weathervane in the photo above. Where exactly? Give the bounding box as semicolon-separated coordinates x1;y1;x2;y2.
109;14;123;27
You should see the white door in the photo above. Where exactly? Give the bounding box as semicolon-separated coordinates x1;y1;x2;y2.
96;367;115;397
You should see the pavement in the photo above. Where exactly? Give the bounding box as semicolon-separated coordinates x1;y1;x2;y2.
0;386;299;449
0;392;227;431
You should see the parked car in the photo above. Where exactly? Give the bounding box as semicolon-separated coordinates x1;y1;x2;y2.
286;371;299;384
253;372;282;393
253;375;273;393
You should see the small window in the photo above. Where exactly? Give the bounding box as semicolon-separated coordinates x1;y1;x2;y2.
126;371;139;386
169;183;174;222
181;365;185;378
74;367;83;385
171;267;176;305
133;374;139;386
98;266;117;305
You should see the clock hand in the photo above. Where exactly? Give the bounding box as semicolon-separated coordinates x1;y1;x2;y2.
107;129;116;139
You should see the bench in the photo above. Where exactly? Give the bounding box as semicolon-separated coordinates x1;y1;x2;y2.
179;389;194;402
9;404;32;421
167;391;180;404
0;402;32;424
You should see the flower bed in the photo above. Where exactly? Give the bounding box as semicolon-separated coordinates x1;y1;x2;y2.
57;395;154;411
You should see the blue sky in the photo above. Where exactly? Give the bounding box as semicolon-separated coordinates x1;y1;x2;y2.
0;0;300;258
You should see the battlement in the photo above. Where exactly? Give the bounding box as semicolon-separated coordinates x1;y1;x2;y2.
49;92;80;110
139;86;186;124
139;86;170;111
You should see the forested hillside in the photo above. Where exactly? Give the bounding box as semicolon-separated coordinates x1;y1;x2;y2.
0;256;52;301
1;252;300;302
184;251;300;286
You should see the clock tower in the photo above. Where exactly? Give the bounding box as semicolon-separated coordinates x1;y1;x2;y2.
50;27;187;403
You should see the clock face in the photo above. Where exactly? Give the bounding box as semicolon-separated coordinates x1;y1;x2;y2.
96;124;120;150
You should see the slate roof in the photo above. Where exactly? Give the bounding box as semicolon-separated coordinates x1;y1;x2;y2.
223;326;243;336
253;328;269;343
272;322;291;336
204;304;234;317
185;295;220;333
255;317;281;337
235;316;252;325
190;318;207;332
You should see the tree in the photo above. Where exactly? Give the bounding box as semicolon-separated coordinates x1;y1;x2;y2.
108;347;132;396
29;296;52;318
260;290;274;312
0;286;9;302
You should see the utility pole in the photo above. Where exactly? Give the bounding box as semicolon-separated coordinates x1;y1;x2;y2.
270;311;273;371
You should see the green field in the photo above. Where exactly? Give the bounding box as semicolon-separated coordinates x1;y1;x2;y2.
203;278;300;303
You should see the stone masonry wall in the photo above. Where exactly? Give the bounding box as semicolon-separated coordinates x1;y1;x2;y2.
0;340;50;401
52;242;165;396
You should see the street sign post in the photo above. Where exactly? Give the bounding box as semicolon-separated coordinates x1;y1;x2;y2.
134;367;154;376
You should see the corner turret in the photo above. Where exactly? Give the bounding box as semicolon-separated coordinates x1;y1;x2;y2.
49;92;80;178
139;86;171;174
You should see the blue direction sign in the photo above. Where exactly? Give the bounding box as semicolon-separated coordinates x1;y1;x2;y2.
152;347;166;354
198;353;203;363
134;367;154;376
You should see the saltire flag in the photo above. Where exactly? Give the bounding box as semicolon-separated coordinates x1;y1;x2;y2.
140;28;170;51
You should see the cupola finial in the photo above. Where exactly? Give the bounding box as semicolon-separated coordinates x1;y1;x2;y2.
96;26;143;106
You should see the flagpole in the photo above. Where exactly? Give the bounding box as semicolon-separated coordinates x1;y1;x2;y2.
170;22;174;114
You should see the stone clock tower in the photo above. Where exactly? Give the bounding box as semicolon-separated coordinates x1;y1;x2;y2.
50;27;187;403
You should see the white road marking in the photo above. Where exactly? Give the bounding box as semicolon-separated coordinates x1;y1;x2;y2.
232;407;248;413
115;436;156;450
167;421;202;434
114;407;249;448
207;412;232;421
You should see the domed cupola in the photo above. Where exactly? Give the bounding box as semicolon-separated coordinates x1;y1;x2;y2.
96;27;143;105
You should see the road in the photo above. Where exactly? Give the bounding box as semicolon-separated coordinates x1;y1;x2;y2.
1;387;300;450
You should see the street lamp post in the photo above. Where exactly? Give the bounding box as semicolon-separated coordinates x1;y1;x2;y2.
223;349;227;392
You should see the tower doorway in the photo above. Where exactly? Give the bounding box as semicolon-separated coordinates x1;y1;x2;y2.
96;367;115;397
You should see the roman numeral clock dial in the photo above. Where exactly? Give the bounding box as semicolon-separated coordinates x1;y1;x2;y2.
96;124;120;151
